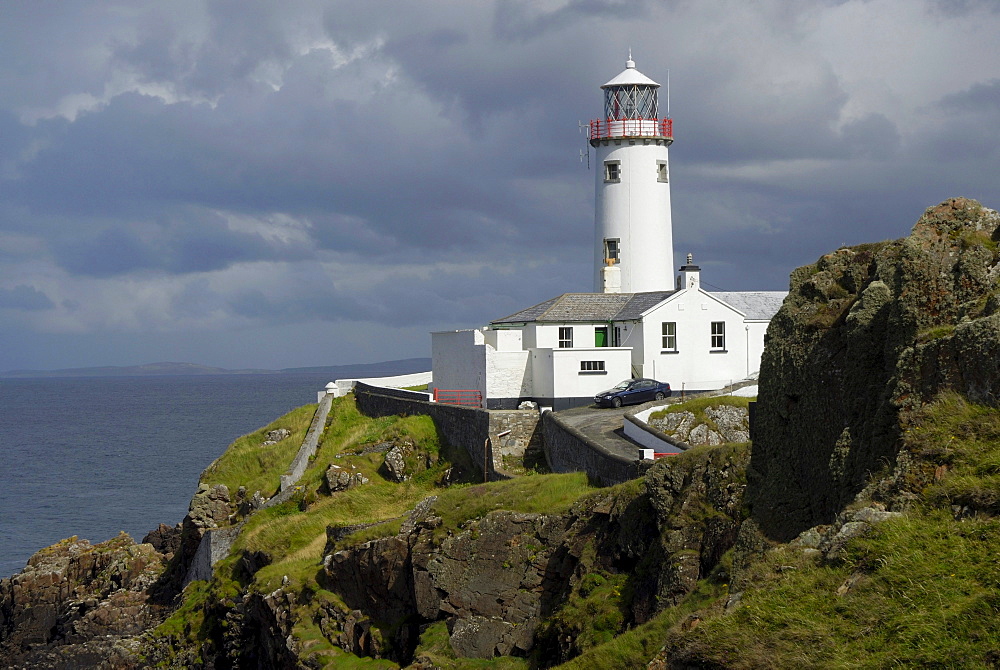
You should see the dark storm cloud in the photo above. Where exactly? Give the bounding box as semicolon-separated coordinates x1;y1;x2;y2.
0;285;54;311
491;0;649;42
2;1;1000;371
49;210;315;277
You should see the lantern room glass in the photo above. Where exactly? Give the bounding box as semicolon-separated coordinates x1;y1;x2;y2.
604;85;658;120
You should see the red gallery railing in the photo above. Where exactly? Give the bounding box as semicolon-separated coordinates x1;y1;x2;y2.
589;117;672;140
433;388;483;407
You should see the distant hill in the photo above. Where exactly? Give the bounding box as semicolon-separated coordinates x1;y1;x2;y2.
0;358;432;379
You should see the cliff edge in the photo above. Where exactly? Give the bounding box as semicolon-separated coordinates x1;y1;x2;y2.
749;197;1000;540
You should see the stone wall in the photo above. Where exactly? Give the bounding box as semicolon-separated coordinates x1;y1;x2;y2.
280;393;334;492
353;383;540;478
184;523;244;586
541;411;652;486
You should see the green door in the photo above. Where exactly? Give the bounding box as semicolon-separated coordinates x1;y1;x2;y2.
595;327;608;347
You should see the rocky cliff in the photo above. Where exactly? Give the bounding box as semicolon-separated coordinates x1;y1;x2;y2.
6;198;1000;668
749;197;1000;540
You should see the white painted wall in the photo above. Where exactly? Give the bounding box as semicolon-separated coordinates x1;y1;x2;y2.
532;322;614;349
744;321;769;378
548;347;633;399
623;415;685;454
531;349;554;398
484;328;523;352
431;329;486;398
485;349;532;399
637;288;750;391
593;140;673;292
323;372;433;400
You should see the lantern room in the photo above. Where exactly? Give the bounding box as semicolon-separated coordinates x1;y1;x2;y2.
589;57;673;141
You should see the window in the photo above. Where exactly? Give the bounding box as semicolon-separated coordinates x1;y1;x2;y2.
580;360;606;372
661;322;677;350
558;326;573;348
711;321;726;350
604;160;621;183
595;326;609;347
657;161;668;183
603;238;620;264
613;326;622;347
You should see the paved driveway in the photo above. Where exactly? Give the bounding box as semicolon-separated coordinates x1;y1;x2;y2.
553;403;647;461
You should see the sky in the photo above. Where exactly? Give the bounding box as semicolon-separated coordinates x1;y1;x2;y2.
2;0;1000;372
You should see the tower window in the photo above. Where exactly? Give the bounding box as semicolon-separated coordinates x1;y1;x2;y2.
657;161;668;183
604;238;620;264
604;160;621;183
558;327;574;348
711;321;726;350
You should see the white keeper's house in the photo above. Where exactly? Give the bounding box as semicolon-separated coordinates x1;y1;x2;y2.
431;56;787;410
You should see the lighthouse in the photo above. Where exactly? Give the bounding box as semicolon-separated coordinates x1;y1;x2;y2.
590;56;674;293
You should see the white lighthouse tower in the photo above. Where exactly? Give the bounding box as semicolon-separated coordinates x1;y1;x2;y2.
590;56;674;293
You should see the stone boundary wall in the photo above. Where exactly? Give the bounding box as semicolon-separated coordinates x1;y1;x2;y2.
280;393;334;492
624;402;692;454
541;411;652;486
186;397;333;585
353;383;539;478
363;385;432;402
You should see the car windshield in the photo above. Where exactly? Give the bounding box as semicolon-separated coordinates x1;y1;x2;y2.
612;380;632;390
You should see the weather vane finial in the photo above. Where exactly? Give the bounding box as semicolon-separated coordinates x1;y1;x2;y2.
626;47;634;69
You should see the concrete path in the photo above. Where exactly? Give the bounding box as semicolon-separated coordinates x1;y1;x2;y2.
553;404;646;461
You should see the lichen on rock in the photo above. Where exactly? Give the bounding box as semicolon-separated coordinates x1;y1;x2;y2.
749;197;1000;541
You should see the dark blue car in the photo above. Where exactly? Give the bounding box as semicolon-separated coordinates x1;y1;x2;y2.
594;378;672;408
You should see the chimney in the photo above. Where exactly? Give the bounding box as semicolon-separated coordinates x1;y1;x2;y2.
602;259;622;293
678;252;700;291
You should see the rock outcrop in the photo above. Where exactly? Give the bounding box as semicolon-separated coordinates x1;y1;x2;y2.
750;197;1000;540
0;534;169;668
324;464;369;493
314;442;750;665
650;404;750;445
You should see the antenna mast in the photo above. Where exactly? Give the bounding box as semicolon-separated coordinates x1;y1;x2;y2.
666;69;670;117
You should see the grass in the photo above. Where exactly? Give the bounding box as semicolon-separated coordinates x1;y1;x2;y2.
647;395;751;437
430;472;592;538
199;403;318;497
916;323;956;343
552;576;728;670
411;621;528;669
654;391;1000;668
650;395;751;415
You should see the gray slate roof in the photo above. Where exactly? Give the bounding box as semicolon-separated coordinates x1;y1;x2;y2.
492;291;675;324
492;289;787;325
709;291;787;320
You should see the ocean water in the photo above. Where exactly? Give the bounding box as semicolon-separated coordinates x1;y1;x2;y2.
0;373;336;579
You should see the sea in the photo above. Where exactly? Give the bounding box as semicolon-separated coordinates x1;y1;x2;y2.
0;372;341;579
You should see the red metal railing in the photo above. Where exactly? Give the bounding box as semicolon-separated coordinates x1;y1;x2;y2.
589;117;672;140
653;452;679;459
433;388;483;407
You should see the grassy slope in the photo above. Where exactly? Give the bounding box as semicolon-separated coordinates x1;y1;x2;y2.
648;391;1000;668
153;392;1000;668
151;395;596;668
198;403;317;496
648;394;751;425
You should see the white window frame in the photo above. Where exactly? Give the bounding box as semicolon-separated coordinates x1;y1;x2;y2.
711;321;726;350
604;238;620;264
661;321;677;351
580;360;606;373
558;326;574;348
604;160;621;183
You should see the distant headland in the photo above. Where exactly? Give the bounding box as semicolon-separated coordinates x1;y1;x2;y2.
0;357;431;379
